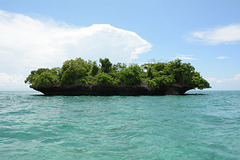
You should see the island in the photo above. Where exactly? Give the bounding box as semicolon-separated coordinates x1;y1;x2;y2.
25;58;210;95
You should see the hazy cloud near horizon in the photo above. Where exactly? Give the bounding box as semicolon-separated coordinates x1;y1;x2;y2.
207;74;240;90
0;10;152;90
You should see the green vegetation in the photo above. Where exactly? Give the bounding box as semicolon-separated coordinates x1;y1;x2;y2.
25;58;210;90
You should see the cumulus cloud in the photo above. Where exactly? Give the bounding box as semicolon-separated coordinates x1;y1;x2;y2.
188;24;240;45
207;74;240;90
0;10;152;90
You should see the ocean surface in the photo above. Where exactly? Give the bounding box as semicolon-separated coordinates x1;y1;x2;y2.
0;90;240;160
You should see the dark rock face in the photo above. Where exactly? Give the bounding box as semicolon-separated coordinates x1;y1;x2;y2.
31;84;194;96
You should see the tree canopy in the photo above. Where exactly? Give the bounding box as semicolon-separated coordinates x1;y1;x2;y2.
25;58;211;90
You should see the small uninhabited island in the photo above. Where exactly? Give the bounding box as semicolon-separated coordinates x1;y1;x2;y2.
25;58;210;95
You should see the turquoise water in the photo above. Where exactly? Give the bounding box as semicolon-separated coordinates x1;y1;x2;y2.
0;91;240;160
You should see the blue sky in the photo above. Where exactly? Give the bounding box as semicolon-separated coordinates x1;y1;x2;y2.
0;0;240;90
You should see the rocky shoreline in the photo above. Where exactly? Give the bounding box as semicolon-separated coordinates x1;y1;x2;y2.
31;84;194;96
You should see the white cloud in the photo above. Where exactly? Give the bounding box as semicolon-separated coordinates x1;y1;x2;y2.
0;10;152;90
216;56;230;59
234;74;240;80
207;74;240;90
0;73;28;90
189;24;240;45
172;54;198;60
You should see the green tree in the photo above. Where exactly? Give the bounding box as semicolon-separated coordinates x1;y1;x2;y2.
153;62;166;72
191;72;210;89
60;58;88;85
120;64;142;85
25;68;60;87
97;72;115;85
100;58;112;73
147;67;153;79
112;63;127;71
154;75;176;86
89;62;99;76
25;57;211;91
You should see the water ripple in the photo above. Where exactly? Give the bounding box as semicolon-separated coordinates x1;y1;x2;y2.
0;91;240;159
